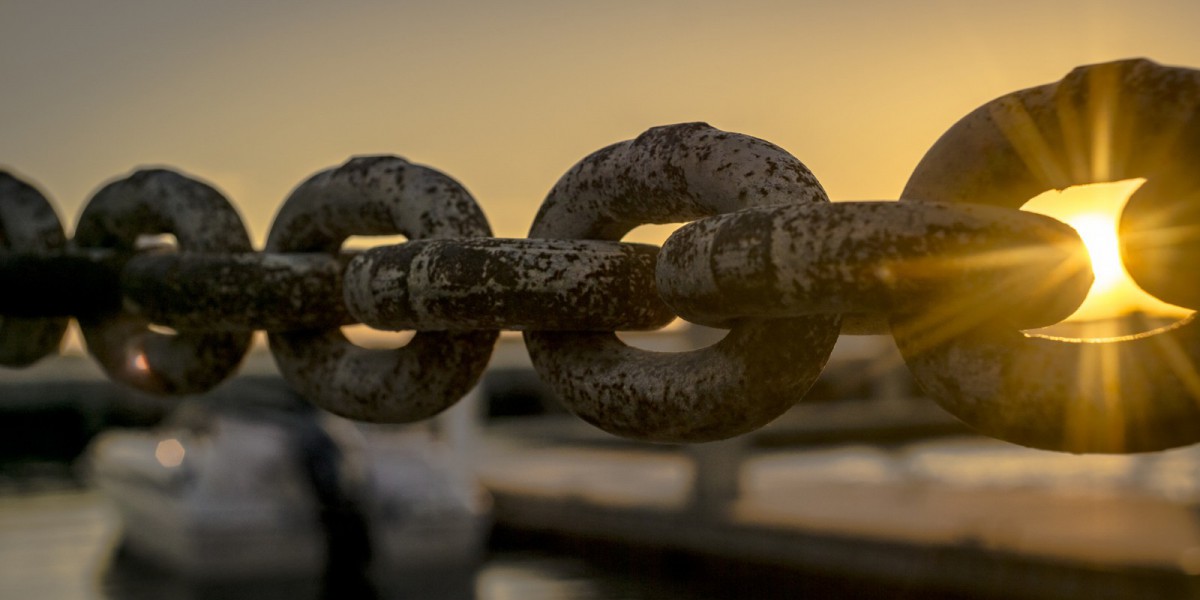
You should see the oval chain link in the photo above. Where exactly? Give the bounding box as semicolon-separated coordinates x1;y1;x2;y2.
0;173;69;366
525;123;841;443
896;59;1200;452
267;156;497;423
345;238;674;332
74;169;254;394
657;201;1090;334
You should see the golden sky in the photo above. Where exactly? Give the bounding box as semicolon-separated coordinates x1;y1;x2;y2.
4;0;1200;246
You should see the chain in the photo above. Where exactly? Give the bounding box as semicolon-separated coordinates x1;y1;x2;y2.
3;58;1199;454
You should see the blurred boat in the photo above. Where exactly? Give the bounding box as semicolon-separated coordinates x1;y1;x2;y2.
87;378;491;581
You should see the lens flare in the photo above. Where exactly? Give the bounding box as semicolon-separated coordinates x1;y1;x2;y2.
1022;179;1192;324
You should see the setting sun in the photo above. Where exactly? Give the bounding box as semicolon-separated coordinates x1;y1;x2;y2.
1023;179;1192;323
1063;212;1123;294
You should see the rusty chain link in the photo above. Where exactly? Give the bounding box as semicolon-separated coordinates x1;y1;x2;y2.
0;173;70;366
896;58;1200;453
2;58;1198;453
73;170;256;395
266;156;498;422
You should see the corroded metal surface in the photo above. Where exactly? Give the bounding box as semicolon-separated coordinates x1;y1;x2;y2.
0;172;68;366
658;201;1091;333
266;156;497;422
124;252;351;331
897;59;1200;452
1114;64;1200;310
902;58;1200;310
74;169;253;394
895;317;1200;453
1121;170;1200;310
344;238;674;331
525;122;840;443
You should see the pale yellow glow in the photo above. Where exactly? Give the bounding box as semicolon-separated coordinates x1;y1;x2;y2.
1062;213;1122;294
155;438;186;468
1023;179;1192;323
342;324;415;349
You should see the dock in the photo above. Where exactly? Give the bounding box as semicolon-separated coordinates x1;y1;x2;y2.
5;334;1200;598
476;417;1200;599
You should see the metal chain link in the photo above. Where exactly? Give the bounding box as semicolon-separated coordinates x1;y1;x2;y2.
265;156;498;422
2;58;1198;453
0;173;69;366
896;58;1200;453
73;170;255;394
524;122;841;443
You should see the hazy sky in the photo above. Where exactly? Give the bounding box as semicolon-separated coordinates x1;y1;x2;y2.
4;0;1200;244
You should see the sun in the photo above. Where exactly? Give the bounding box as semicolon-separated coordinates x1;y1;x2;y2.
1063;212;1122;295
1022;179;1192;324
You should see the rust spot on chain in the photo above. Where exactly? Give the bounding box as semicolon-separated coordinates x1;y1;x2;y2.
344;238;674;331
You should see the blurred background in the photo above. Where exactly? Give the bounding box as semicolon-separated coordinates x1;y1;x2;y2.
6;1;1200;598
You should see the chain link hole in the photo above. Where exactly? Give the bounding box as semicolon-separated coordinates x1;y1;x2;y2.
343;235;427;348
341;324;414;349
622;222;686;246
342;234;408;252
339;235;406;354
1021;179;1193;339
618;222;723;351
146;323;178;336
134;233;177;252
615;319;721;351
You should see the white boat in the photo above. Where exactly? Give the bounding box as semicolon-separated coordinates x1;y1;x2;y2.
87;377;492;582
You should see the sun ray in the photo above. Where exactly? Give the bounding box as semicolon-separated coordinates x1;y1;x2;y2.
1085;61;1122;182
1147;321;1200;405
989;96;1071;189
889;242;1089;357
